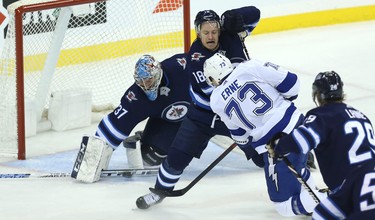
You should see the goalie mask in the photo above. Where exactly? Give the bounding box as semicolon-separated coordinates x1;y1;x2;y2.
134;55;163;101
194;10;220;34
203;53;233;87
312;71;344;105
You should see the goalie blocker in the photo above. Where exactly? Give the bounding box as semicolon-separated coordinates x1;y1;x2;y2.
71;135;113;183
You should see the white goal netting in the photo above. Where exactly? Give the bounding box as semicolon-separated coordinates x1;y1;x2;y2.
0;0;187;158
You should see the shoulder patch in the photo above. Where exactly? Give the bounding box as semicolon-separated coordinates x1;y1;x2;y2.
126;90;138;102
177;57;187;70
191;52;205;61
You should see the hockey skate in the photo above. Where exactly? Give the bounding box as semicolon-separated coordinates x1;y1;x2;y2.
136;191;165;209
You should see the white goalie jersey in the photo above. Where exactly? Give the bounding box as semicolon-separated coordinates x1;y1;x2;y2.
210;59;303;154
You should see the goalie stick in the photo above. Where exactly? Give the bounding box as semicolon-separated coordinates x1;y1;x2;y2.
150;143;237;197
0;168;158;179
283;157;320;204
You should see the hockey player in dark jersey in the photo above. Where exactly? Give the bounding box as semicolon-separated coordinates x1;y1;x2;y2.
71;53;191;183
267;71;375;219
136;6;263;209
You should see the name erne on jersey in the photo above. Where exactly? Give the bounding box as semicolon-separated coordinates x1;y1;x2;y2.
221;79;241;100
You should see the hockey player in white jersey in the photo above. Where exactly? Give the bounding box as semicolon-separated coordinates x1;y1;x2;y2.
204;53;326;216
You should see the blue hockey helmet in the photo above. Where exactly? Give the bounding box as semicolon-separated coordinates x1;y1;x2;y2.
194;10;220;34
312;71;344;105
134;55;163;101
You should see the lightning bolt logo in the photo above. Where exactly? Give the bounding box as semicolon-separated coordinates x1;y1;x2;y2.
268;155;279;191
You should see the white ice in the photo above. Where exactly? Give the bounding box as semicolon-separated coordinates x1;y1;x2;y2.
0;20;375;220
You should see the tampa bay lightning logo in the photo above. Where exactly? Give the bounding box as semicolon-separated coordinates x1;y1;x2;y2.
162;101;190;122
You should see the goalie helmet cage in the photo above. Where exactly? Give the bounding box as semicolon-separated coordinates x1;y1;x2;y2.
0;0;191;160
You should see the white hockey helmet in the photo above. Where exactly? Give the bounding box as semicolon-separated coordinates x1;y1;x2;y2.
203;53;233;86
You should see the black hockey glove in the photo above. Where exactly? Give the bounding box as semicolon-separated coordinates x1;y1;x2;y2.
237;141;265;168
251;152;265;168
141;145;167;167
221;10;245;34
266;132;288;159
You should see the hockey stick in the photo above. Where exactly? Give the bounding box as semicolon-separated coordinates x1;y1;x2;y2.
283;157;320;204
0;168;158;179
150;143;237;197
241;40;250;60
239;37;250;60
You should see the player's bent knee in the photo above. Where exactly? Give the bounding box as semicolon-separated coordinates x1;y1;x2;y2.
273;198;297;217
71;135;114;183
274;190;319;217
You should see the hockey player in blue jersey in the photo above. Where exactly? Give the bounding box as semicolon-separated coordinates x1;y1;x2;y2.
201;53;326;216
71;53;191;183
136;6;263;209
267;71;375;219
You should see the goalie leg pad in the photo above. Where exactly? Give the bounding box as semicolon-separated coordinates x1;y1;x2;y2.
125;141;144;169
123;131;144;169
71;135;113;183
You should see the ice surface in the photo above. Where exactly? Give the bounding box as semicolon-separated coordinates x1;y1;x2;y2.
0;20;374;220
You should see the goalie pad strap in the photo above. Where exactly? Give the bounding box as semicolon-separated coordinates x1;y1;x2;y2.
71;135;113;183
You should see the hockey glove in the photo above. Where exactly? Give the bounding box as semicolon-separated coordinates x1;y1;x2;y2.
221;10;245;34
266;132;288;159
251;152;265;168
141;145;167;167
237;141;265;168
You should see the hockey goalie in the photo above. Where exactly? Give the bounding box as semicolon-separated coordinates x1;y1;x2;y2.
71;53;191;183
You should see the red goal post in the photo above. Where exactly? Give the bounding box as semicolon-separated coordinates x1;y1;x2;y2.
0;0;191;160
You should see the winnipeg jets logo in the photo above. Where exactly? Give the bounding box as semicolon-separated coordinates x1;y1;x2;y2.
160;86;171;96
177;57;187;70
162;101;190;122
191;52;205;61
126;91;137;102
169;106;185;118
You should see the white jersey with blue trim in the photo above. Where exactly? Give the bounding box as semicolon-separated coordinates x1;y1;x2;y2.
210;59;302;153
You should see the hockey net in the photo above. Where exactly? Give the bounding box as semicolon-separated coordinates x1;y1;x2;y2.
0;0;190;159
